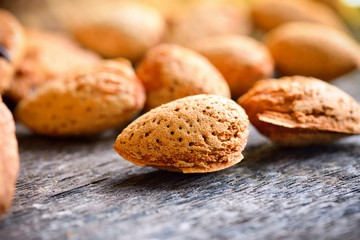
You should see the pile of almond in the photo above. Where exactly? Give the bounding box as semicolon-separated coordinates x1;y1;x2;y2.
1;0;360;219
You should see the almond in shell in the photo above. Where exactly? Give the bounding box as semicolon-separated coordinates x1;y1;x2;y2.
265;22;360;81
238;76;360;146
15;59;145;136
6;29;100;103
0;9;26;93
72;1;166;62
189;35;274;99
251;0;346;32
136;44;231;110
0;99;19;219
168;1;252;46
114;94;249;173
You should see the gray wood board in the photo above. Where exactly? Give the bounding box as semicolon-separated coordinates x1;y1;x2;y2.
1;72;360;240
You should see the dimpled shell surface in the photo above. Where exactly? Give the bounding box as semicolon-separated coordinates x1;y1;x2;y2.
252;0;346;32
73;1;166;61
136;44;230;110
265;22;360;81
0;9;25;93
6;29;100;103
238;76;360;146
15;60;145;136
189;35;274;99
169;1;252;46
114;95;249;173
0;100;19;219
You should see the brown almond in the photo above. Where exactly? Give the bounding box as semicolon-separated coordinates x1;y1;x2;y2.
251;0;346;32
136;44;231;110
265;22;360;81
72;1;166;61
114;94;249;173
168;1;252;46
15;59;145;136
313;0;339;11
189;35;274;99
0;9;26;93
6;29;100;103
238;76;360;146
0;99;19;219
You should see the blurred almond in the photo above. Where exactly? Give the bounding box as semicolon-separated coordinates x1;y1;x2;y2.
16;59;145;136
265;22;360;81
136;44;230;110
168;1;252;46
0;9;25;93
0;99;19;219
6;29;100;103
71;1;166;62
189;35;274;99
251;0;347;32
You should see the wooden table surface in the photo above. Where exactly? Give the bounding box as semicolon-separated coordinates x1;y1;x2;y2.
0;72;360;240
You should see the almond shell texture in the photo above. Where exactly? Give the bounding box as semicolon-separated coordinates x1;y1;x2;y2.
15;59;145;136
114;94;249;173
238;76;360;146
136;44;231;110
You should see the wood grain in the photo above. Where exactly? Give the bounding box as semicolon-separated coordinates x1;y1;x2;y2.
0;71;359;240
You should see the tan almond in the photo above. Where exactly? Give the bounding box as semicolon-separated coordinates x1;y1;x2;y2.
15;59;145;136
72;1;166;62
6;29;100;103
136;44;231;110
189;35;274;99
265;22;360;81
251;0;347;32
313;0;339;11
0;9;26;93
0;98;19;219
168;1;252;46
114;94;249;173
238;76;360;146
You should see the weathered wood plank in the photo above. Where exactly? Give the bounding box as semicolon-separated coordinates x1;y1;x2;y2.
0;72;359;240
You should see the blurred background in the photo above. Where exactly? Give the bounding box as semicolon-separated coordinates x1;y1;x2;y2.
0;0;358;39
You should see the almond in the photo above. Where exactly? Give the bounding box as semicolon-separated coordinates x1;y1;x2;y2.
136;44;231;110
238;76;360;146
189;35;274;99
0;99;19;219
15;59;145;136
72;1;166;62
168;1;252;46
314;0;338;11
0;9;26;93
251;0;346;32
265;22;360;81
114;94;249;173
6;29;100;103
